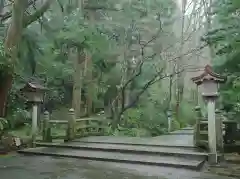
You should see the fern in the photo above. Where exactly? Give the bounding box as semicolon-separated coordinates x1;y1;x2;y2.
0;118;8;131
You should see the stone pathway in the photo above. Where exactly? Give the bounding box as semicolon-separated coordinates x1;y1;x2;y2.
0;154;237;179
39;142;204;155
19;146;205;170
2;128;238;178
75;129;195;147
19;128;207;170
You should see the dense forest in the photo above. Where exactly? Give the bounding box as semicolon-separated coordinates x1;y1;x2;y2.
0;0;239;137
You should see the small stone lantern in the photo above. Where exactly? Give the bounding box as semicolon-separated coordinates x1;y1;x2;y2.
192;65;226;164
20;80;47;147
21;81;46;103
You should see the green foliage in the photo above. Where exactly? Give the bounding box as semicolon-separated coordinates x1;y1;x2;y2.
122;105;167;137
0;40;7;70
205;0;240;121
4;0;197;137
56;9;110;52
0;118;8;131
178;101;195;126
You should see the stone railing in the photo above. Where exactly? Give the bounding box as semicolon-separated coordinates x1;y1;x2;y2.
41;109;109;142
193;107;239;151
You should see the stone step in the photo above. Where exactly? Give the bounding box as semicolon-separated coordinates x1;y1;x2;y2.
35;142;207;159
18;147;205;170
73;137;196;149
168;130;194;135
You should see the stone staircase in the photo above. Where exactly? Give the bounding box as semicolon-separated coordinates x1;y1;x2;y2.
18;135;207;170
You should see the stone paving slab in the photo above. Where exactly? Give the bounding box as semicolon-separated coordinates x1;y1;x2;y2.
0;154;237;179
169;129;194;135
75;134;194;147
36;142;207;158
19;147;205;170
74;128;195;147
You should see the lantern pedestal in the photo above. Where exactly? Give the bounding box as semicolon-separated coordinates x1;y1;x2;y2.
168;117;172;133
31;103;39;147
206;97;217;164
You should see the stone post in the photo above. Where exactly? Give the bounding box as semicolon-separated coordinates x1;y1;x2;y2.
194;106;201;147
66;108;76;142
215;109;224;153
42;111;51;142
31;103;38;147
207;98;217;164
167;111;172;133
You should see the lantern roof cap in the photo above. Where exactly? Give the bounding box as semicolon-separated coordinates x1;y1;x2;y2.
20;78;47;92
191;65;226;85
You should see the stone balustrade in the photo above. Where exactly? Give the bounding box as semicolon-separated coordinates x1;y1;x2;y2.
193;106;239;152
42;109;109;143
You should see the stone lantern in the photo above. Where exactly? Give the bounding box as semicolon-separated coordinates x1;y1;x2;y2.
20;80;47;146
192;65;225;98
21;81;46;103
192;65;226;164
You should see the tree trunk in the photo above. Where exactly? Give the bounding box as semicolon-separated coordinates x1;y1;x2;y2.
203;0;214;57
124;59;132;107
109;92;121;130
72;48;84;118
167;74;173;111
85;2;94;116
175;0;187;121
0;74;12;117
0;0;52;117
85;51;93;116
111;106;120;130
0;0;28;117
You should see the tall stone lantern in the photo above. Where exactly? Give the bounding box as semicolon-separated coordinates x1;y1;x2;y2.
192;65;226;163
20;80;47;146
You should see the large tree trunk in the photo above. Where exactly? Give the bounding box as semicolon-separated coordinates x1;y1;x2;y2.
0;0;27;117
72;48;84;118
0;0;52;117
111;101;121;130
0;74;12;117
85;51;93;116
175;0;187;121
85;4;94;116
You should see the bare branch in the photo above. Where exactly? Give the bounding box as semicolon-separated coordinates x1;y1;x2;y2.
112;25;162;110
166;43;207;63
56;0;64;12
120;68;184;116
23;0;53;27
0;0;39;22
84;5;122;11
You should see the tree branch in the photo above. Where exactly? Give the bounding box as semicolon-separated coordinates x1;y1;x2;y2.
0;1;122;22
23;0;53;27
0;0;39;22
110;43;204;124
120;68;184;116
110;20;162;121
84;5;122;11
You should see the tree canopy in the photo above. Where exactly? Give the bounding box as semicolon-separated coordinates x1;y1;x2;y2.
1;0;228;136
